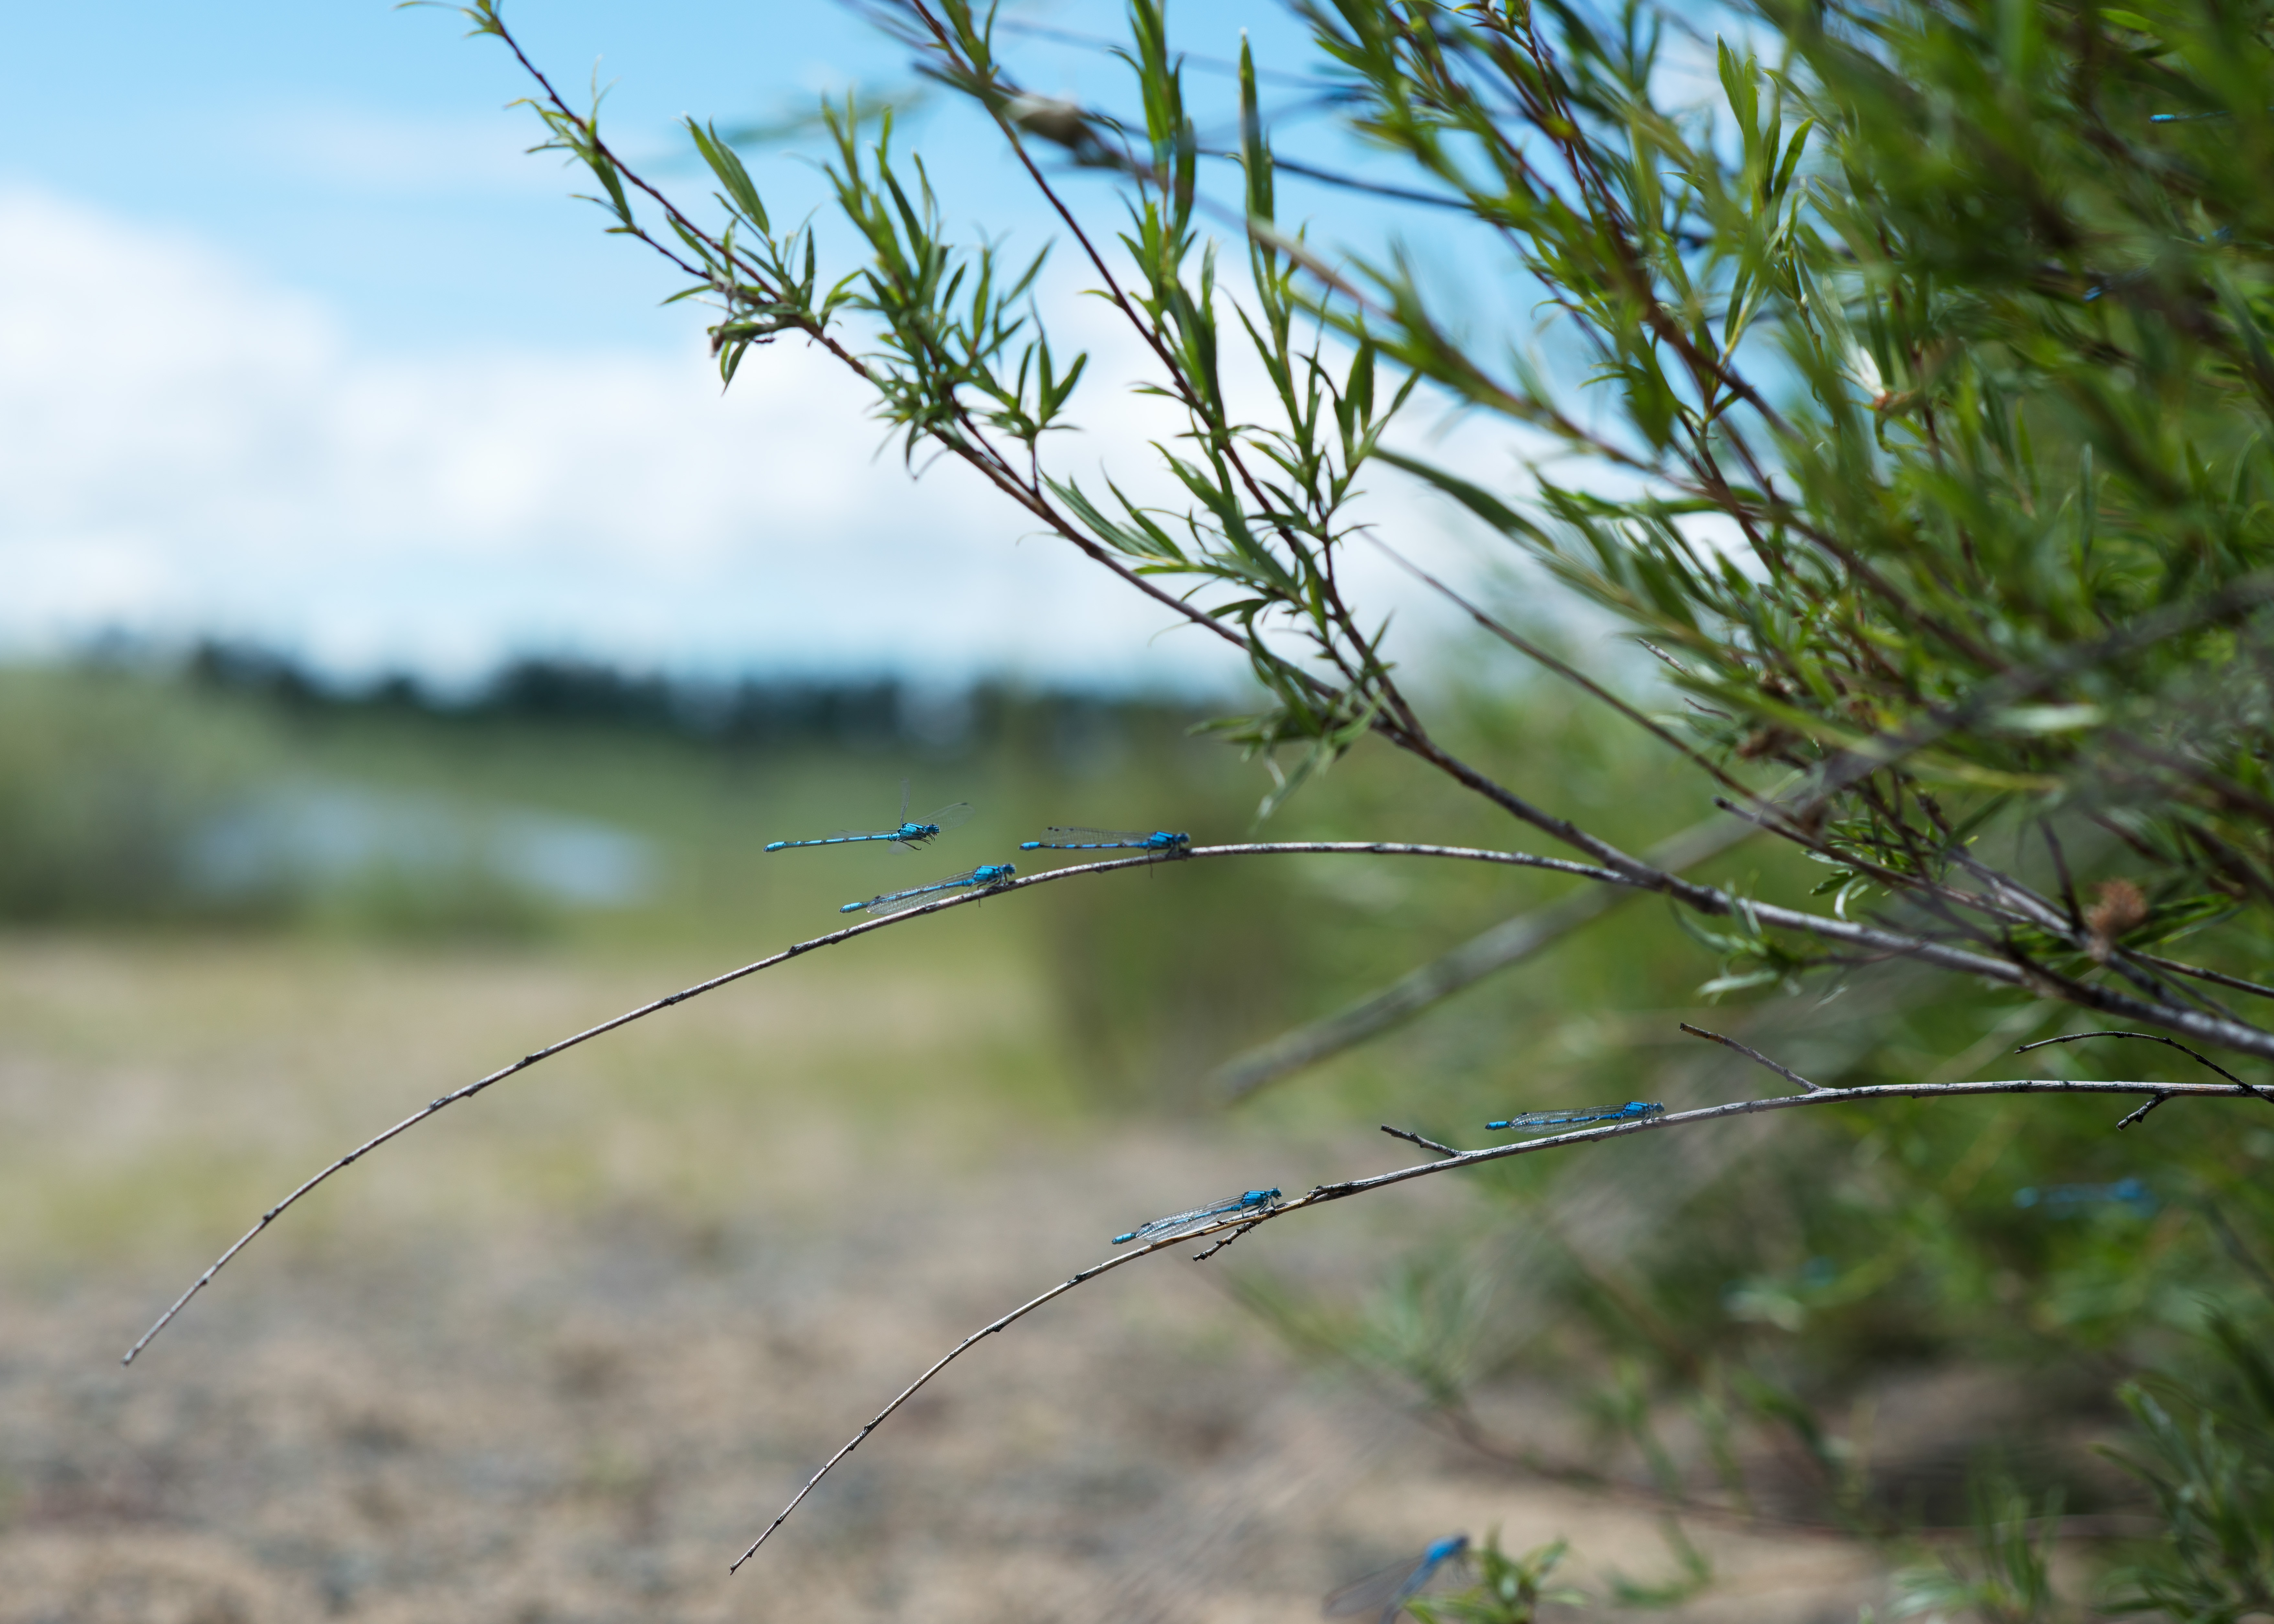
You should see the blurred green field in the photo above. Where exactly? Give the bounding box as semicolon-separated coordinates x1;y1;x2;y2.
0;656;1785;1120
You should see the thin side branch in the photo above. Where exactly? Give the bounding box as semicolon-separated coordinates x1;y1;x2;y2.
2132;952;2274;1004
2115;1094;2173;1130
2016;1027;2274;1119
731;1071;2268;1567
128;824;2274;1364
118;839;1612;1363
729;1207;1257;1571
1381;1124;1461;1157
2016;1028;2250;1087
1679;1022;1836;1092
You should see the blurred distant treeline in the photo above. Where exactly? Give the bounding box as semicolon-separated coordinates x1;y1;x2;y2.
177;640;1148;756
0;642;1213;933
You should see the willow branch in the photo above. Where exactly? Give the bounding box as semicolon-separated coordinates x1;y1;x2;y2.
483;11;1285;685
119;839;1620;1365
730;1069;2272;1568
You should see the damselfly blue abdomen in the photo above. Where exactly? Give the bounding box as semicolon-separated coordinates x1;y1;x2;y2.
1020;827;1191;853
1485;1101;1664;1131
1322;1533;1472;1623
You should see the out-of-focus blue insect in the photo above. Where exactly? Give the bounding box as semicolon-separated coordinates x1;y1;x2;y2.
768;781;974;852
841;863;1017;916
1486;1101;1664;1132
1020;827;1191;853
2015;1177;2158;1215
1112;1187;1281;1245
1322;1533;1473;1623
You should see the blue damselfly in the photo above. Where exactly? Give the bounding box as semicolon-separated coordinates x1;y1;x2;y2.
841;863;1017;916
1112;1187;1280;1245
1486;1101;1664;1131
1020;827;1191;853
1322;1534;1472;1623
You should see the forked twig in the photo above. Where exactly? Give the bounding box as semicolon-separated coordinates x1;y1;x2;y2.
1679;1022;1836;1092
728;1070;2270;1569
2015;1028;2274;1126
1190;1219;1266;1261
127;834;2274;1364
2115;1094;2173;1130
1381;1124;1461;1158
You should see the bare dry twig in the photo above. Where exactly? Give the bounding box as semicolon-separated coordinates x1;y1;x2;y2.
2016;1027;2274;1128
1679;1022;1837;1092
115;839;1625;1364
1381;1124;1462;1157
127;826;2274;1365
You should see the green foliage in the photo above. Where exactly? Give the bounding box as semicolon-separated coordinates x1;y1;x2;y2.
2102;1316;2274;1620
0;665;280;923
1889;1473;2070;1623
1318;0;2274;1024
474;0;2274;1071
1412;1536;1588;1623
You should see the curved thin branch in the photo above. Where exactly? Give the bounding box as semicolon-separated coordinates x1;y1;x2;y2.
730;1070;2269;1568
2016;1030;2273;1125
2016;1028;2250;1088
118;839;1611;1365
128;810;2274;1369
1678;1022;1835;1092
730;1212;1217;1571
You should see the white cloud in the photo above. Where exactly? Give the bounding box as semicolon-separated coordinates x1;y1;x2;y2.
0;186;1269;687
0;184;1522;692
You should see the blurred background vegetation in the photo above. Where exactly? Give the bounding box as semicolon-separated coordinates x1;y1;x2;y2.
10;643;2270;1617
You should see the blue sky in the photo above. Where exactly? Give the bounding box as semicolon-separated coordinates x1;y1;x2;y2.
0;1;1509;689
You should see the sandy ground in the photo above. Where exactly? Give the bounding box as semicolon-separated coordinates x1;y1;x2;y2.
0;936;1893;1623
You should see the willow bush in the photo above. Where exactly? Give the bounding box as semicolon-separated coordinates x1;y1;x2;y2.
418;0;2274;1612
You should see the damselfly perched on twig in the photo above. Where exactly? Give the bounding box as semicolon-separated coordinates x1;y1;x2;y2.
842;863;1017;916
1020;826;1191;853
1486;1101;1664;1132
1112;1187;1280;1245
